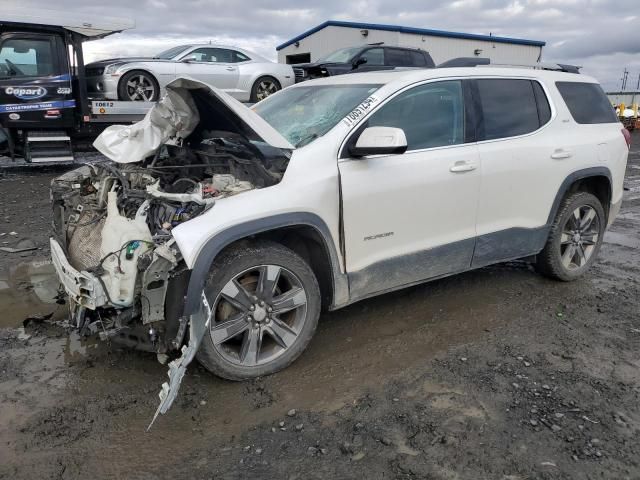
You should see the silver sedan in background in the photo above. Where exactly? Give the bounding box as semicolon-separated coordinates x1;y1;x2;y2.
85;44;294;103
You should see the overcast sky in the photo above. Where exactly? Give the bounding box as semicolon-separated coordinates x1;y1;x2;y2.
7;0;640;90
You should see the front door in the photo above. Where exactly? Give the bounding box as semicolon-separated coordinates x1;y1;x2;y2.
0;32;73;130
176;47;239;92
338;80;481;300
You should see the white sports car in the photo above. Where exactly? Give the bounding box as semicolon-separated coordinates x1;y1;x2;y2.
85;44;294;102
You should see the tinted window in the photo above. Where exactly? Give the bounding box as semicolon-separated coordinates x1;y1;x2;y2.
556;82;617;124
477;79;540;140
367;80;464;150
410;51;427;67
386;49;410;67
233;51;251;62
359;48;384;66
0;37;54;77
532;81;551;125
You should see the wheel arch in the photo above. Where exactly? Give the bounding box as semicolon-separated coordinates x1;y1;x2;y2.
117;67;160;99
181;213;349;319
547;167;613;224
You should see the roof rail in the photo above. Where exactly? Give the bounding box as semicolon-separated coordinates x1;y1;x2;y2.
437;57;581;74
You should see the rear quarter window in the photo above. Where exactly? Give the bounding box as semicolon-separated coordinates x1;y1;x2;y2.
556;82;618;124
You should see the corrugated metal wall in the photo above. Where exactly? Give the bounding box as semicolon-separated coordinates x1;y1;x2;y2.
277;25;542;65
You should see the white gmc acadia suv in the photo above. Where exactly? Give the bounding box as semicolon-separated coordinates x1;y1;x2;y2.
50;66;629;420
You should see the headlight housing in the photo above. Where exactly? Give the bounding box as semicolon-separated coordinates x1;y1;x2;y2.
104;64;122;75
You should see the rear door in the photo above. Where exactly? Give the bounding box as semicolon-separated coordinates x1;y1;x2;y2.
385;48;412;68
176;47;239;92
472;77;559;266
338;79;481;299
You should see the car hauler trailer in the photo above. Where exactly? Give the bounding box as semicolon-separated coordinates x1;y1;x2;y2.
0;10;153;165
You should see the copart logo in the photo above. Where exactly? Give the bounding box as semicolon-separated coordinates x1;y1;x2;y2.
5;86;47;100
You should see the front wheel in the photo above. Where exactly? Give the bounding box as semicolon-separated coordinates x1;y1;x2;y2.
536;192;606;281
117;70;160;101
250;76;281;102
196;242;321;380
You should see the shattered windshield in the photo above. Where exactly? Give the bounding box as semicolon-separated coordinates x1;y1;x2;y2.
154;45;191;59
253;84;381;147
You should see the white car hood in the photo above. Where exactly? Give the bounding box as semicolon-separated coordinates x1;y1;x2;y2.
93;77;294;163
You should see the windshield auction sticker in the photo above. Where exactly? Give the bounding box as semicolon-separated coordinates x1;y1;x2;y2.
342;96;379;127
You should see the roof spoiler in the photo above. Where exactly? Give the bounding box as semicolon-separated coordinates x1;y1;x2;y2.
437;57;581;74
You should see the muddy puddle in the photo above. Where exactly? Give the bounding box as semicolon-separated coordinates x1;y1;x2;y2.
0;259;61;329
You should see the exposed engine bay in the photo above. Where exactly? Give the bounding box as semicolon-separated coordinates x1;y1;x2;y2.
49;78;292;425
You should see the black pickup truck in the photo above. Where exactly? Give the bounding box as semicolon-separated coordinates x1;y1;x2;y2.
292;44;435;82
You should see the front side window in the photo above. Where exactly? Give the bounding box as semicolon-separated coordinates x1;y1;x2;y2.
366;80;465;150
556;81;617;124
359;48;384;66
477;79;545;140
253;84;381;147
0;37;54;77
188;48;234;63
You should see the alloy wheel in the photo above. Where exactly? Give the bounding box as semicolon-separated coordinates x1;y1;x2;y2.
560;205;600;270
126;74;156;101
255;80;279;101
207;264;308;367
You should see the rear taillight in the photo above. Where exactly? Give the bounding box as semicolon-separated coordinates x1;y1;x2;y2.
622;128;631;149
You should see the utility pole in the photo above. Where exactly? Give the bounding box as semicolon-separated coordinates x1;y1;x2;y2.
621;68;629;91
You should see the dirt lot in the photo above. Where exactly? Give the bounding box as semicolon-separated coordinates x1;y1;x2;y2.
0;134;639;480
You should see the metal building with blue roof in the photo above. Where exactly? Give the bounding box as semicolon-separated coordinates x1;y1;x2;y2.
276;20;545;65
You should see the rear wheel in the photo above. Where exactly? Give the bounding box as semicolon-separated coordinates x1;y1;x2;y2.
250;76;281;102
117;70;159;101
196;242;321;380
536;192;606;281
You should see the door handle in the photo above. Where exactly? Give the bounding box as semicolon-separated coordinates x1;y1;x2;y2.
226;67;235;71
551;149;572;160
450;161;476;173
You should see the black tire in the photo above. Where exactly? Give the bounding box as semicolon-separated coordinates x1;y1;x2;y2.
536;192;606;281
196;241;321;380
117;70;160;102
250;76;281;103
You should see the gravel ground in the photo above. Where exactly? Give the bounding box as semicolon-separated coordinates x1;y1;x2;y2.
0;133;639;479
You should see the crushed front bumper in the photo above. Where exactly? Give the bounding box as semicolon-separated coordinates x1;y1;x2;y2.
50;238;108;310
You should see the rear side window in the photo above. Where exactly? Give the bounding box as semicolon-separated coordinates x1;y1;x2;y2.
556;82;617;124
477;79;550;140
410;51;427;67
386;49;410;67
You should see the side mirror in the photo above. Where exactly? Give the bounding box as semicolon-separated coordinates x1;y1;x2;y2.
349;127;408;157
181;55;197;63
353;57;367;68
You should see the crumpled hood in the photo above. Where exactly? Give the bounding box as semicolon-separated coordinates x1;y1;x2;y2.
93;77;294;163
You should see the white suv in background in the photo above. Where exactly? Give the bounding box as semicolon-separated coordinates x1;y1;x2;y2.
50;65;629;420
